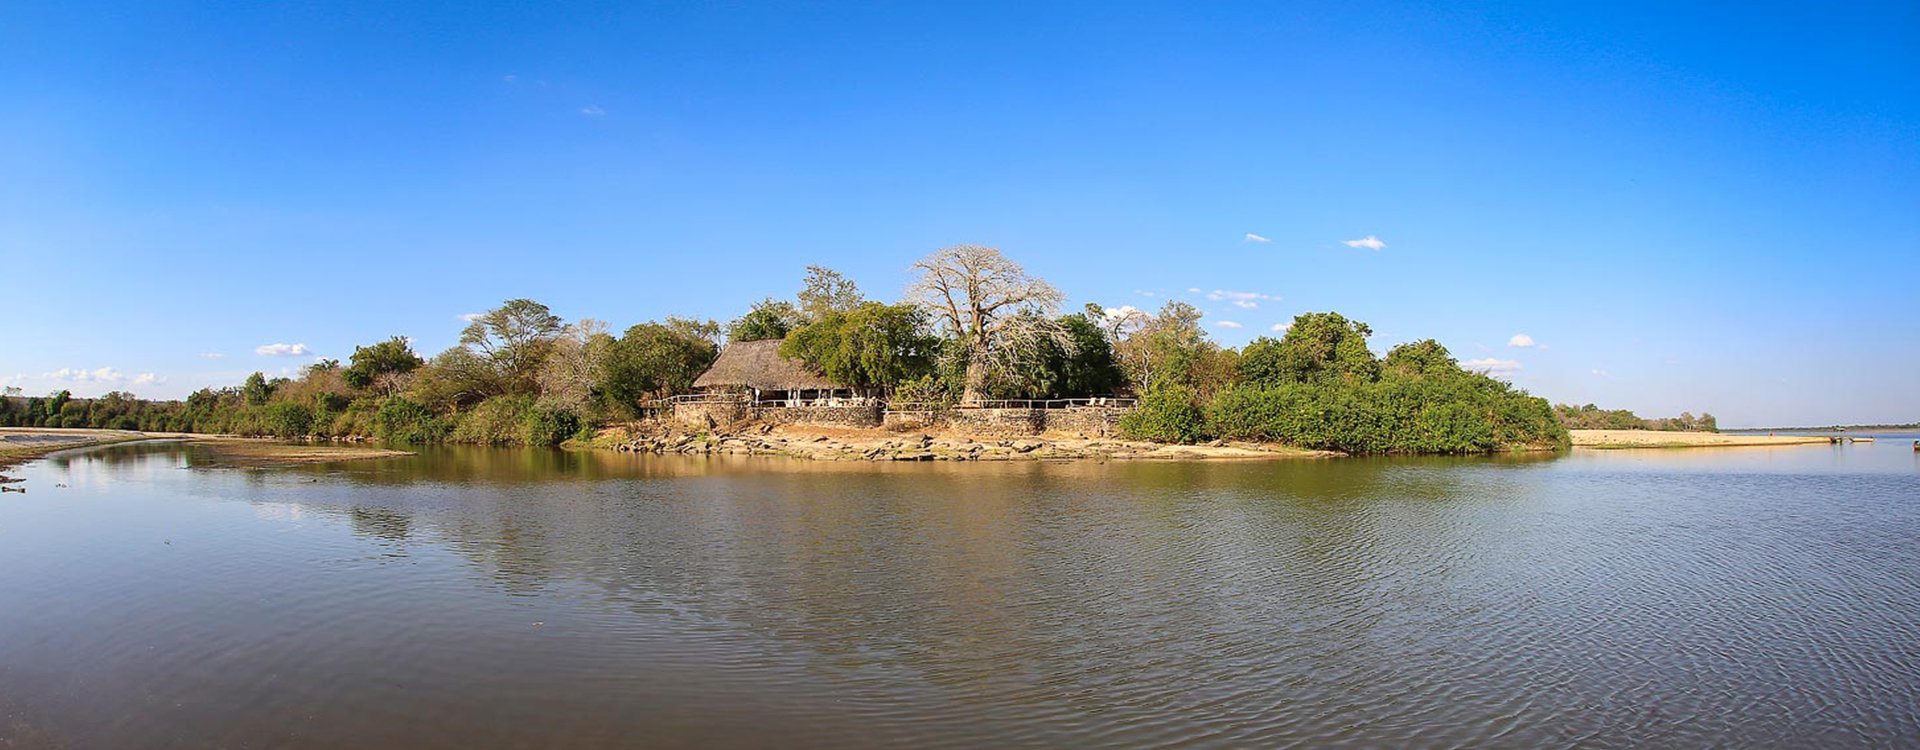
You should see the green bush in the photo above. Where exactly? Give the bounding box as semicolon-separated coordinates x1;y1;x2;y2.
374;397;448;444
451;395;536;446
1119;385;1207;444
521;402;582;447
259;402;315;439
1204;373;1565;454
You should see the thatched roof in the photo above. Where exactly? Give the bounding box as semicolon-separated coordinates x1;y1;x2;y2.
693;339;843;391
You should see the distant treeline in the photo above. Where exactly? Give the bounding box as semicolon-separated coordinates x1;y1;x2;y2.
1552;403;1718;432
2;245;1569;454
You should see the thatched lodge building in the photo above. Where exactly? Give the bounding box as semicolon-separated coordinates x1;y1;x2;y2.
691;339;862;405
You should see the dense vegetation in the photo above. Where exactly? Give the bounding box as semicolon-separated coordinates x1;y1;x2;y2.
1551;403;1718;432
2;246;1568;454
1119;313;1567;453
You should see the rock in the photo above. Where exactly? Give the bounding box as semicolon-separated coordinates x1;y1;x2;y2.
893;452;936;461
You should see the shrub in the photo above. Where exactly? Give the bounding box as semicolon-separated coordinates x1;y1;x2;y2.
259;402;315;440
1119;385;1207;444
374;397;448;444
451;395;537;446
521;402;582;447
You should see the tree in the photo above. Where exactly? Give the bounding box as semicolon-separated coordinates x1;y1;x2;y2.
798;265;864;321
1247;312;1379;386
1381;339;1459;380
343;336;424;391
537;319;612;412
1114;301;1213;394
597;319;721;415
242;373;274;406
727;298;805;342
460;299;564;396
908;245;1069;403
780;302;939;391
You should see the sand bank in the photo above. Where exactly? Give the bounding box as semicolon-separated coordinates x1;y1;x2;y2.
1570;429;1832;449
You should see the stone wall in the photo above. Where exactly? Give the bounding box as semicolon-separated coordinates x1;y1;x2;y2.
751;404;884;428
673;401;748;429
675;402;1130;436
673;402;881;430
1043;406;1127;438
948;407;1047;437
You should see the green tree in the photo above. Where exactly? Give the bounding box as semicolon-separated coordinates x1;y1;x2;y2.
781;302;939;391
343;336;424;391
727;298;806;342
797;265;864;321
598;319;721;415
1247;312;1379;386
460;298;564;396
242;373;274;406
1380;339;1459;379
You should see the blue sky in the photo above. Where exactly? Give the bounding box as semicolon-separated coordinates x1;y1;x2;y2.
2;2;1915;426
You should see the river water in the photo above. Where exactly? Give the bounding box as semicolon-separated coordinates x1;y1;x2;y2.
2;441;1917;748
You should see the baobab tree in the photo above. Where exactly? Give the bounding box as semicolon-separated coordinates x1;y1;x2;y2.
908;244;1071;404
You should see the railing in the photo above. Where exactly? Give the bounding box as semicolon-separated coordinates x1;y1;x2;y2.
644;394;1136;412
888;397;1138;411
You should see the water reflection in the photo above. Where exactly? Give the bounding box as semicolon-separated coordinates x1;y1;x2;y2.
4;443;1917;748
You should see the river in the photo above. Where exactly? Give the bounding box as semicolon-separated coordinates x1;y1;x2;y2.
2;441;1917;748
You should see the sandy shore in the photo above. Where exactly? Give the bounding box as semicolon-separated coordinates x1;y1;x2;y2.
1570;429;1832;449
598;423;1339;461
0;428;410;475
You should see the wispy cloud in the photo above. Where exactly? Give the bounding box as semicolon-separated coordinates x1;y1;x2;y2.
1206;289;1280;309
255;343;311;357
580;105;606;117
199;352;225;359
1214;321;1243;329
1244;232;1272;243
1270;322;1290;333
1186;287;1201;293
1342;235;1387;250
459;312;485;322
1508;333;1536;348
1591;368;1610;377
44;367;124;383
1463;358;1521;376
132;373;164;386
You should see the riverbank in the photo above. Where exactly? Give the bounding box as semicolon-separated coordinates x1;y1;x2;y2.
1569;429;1832;449
589;422;1339;461
0;428;411;477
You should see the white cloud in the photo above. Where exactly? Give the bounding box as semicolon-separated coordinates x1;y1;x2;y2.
459;312;485;322
580;105;606;117
255;343;312;357
1342;235;1387;250
44;367;125;383
1206;289;1280;309
199;352;225;359
503;74;518;84
1214;321;1243;329
1244;232;1272;243
132;373;164;386
1101;305;1145;322
1508;333;1536;348
1463;358;1522;376
1591;368;1610;377
1270;322;1290;332
1186;287;1201;293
